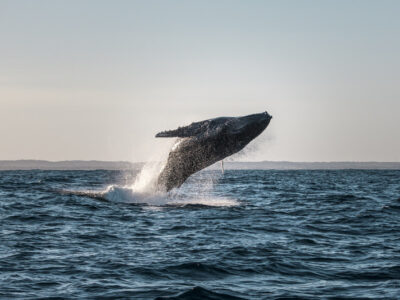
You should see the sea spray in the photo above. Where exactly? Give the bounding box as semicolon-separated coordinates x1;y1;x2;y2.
167;169;239;207
131;160;167;193
130;138;179;193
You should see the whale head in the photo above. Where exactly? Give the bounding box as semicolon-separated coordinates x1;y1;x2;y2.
224;111;272;142
213;111;272;155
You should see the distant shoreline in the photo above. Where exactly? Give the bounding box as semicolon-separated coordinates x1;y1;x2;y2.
0;160;399;170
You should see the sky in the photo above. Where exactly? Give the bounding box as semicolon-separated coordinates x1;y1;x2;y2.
1;0;399;162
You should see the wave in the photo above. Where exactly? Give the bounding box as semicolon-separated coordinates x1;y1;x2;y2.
155;286;246;300
162;262;232;280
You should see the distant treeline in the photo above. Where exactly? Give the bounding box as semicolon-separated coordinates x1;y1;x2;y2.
0;160;399;170
210;161;400;170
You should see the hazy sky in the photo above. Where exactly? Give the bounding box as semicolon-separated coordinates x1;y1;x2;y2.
1;0;399;162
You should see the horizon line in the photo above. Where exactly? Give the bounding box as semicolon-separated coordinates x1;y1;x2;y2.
1;159;400;163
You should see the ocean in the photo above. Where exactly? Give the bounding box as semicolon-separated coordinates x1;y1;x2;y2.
1;169;399;299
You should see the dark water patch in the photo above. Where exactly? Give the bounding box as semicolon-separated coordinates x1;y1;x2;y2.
295;238;318;245
384;204;400;211
162;262;232;280
322;193;371;203
335;265;400;281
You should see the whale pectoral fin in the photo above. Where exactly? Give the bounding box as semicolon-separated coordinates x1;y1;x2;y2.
155;120;212;138
155;129;187;138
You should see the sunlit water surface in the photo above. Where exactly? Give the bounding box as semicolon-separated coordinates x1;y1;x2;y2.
1;169;400;299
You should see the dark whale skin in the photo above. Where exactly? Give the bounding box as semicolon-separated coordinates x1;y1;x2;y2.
155;111;272;191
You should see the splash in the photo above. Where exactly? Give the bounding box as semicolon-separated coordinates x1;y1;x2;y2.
131;160;166;193
68;139;239;207
103;185;168;205
102;142;173;204
102;185;238;207
129;138;178;193
101;163;238;207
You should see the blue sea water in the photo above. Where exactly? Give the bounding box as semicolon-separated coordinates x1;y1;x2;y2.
1;169;400;299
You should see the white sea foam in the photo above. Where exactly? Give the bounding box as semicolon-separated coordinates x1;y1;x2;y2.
102;185;238;207
103;185;167;205
167;197;239;207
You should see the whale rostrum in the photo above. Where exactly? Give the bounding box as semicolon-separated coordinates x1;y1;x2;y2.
155;111;272;191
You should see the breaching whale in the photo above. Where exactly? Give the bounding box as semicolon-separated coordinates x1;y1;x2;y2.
155;111;272;191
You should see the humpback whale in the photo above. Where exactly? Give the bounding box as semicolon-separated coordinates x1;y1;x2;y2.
155;111;272;191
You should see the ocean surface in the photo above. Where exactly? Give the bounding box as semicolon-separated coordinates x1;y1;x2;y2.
1;169;400;299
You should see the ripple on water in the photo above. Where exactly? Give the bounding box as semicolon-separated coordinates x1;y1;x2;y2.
0;169;400;299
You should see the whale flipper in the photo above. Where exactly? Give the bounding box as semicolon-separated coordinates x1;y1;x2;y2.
155;117;229;138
